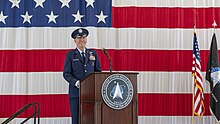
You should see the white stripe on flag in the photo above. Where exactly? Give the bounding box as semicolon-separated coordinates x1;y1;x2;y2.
0;28;217;50
0;117;72;124
0;116;216;124
138;116;215;124
0;72;210;95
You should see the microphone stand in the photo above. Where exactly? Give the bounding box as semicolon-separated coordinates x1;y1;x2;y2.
102;48;112;72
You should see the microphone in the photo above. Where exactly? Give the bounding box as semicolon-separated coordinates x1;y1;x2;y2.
102;48;112;72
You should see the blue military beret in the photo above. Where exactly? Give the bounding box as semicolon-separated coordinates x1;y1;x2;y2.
71;28;89;39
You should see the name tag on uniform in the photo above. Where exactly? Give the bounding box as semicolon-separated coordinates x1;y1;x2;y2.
73;58;79;61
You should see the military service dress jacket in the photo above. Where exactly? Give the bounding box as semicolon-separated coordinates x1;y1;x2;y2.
63;48;101;98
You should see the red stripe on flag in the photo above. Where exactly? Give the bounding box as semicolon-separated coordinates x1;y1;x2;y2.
0;49;213;72
0;93;211;118
112;7;220;28
138;93;210;116
0;50;67;72
0;94;71;118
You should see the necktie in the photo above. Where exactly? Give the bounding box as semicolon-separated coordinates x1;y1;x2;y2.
81;52;85;63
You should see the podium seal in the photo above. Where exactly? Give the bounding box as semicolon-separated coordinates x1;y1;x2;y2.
101;74;133;109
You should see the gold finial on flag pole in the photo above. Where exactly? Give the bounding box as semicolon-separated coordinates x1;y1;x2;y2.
212;20;217;33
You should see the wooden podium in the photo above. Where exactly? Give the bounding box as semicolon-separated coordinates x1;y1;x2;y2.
79;72;138;124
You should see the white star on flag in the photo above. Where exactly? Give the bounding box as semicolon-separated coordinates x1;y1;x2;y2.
9;0;20;8
21;11;33;24
59;0;71;8
34;0;45;8
46;11;59;24
85;0;95;8
72;10;84;23
95;11;108;24
0;11;8;24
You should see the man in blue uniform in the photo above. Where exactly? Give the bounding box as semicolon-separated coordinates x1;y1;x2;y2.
63;28;101;124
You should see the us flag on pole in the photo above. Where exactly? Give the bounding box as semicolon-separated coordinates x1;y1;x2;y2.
192;32;205;117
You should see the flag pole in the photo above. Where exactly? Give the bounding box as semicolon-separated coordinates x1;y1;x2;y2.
194;22;196;33
192;76;195;124
192;22;196;124
212;20;217;124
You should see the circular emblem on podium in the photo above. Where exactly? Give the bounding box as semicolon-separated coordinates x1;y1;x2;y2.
101;74;134;110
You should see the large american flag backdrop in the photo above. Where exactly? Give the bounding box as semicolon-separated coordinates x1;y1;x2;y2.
0;0;220;124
